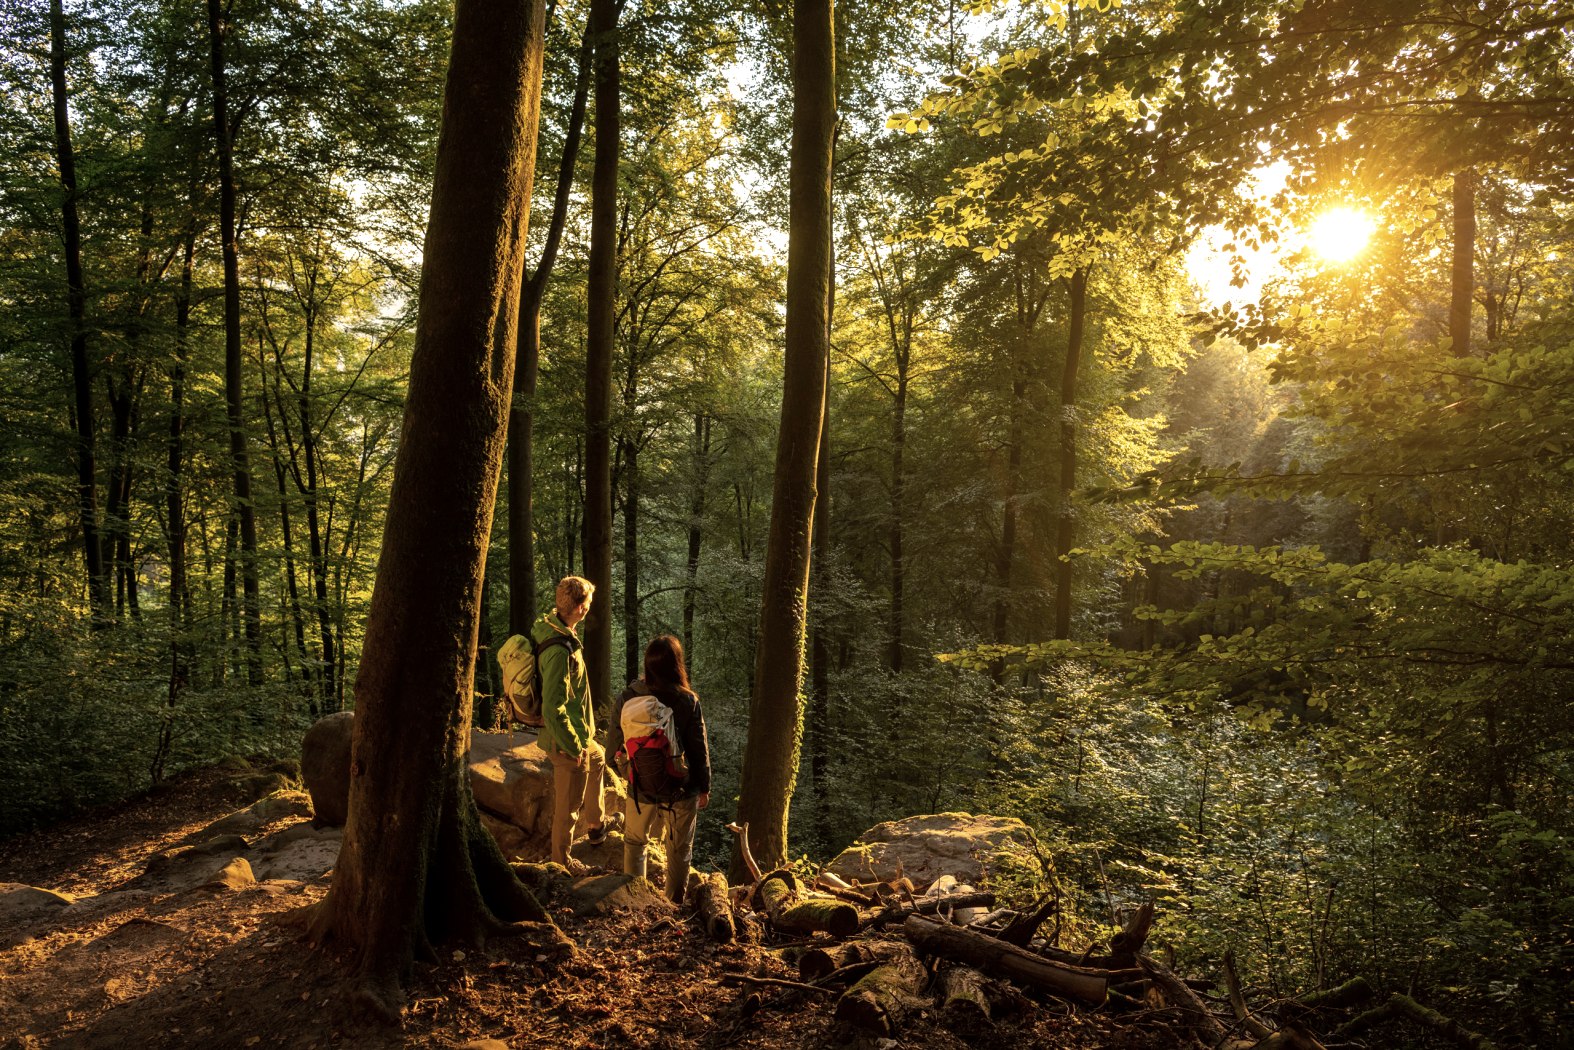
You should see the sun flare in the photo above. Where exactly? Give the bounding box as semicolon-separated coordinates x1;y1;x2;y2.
1307;207;1375;263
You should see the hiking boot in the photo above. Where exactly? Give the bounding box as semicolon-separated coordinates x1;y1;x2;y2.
585;811;624;846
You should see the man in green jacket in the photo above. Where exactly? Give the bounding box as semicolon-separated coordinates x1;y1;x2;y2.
533;575;617;869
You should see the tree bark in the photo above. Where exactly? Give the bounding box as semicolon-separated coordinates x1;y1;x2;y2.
809;351;832;849
732;0;835;879
582;0;620;715
49;0;108;623
832;944;928;1038
904;915;1107;1004
1054;266;1088;641
509;16;593;634
695;870;736;942
208;0;263;684
682;412;711;656
621;436;639;683
1450;169;1475;358
306;0;566;1011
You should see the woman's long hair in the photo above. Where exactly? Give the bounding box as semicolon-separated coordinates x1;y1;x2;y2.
643;634;691;694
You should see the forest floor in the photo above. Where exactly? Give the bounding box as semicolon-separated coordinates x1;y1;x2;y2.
0;766;1168;1050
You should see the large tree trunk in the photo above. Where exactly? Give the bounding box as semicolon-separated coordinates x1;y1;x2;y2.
509;16;593;634
582;0;620;713
732;0;834;878
208;0;263;684
307;0;563;1012
1450;169;1475;358
1053;267;1088;641
49;0;108;623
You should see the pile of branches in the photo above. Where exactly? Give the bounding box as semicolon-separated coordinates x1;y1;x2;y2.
695;824;1496;1049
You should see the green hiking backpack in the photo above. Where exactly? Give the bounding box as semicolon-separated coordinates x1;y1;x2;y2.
496;632;576;727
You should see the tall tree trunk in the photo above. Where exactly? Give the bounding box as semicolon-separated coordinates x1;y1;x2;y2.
307;0;558;1010
682;413;711;657
1053;267;1088;641
509;17;593;634
621;437;639;684
49;0;107;622
582;0;620;713
809;352;833;850
1450;169;1474;358
208;0;262;683
889;369;907;672
295;291;339;709
733;0;835;878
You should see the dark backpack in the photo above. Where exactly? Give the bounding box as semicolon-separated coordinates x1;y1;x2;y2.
619;687;689;804
496;632;577;727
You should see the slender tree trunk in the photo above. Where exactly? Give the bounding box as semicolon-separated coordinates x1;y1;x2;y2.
208;0;263;684
621;438;639;684
733;0;835;878
889;368;907;672
49;0;108;622
582;0;620;713
682;413;711;657
307;0;558;1010
1053;267;1088;641
809;351;832;850
1450;169;1474;358
510;17;593;633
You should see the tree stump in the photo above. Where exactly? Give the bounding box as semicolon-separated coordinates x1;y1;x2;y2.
832;943;929;1037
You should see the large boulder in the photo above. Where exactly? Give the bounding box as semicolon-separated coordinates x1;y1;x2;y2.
467;730;625;861
823;813;1046;892
300;711;355;826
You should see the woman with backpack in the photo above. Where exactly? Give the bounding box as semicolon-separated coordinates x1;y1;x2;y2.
608;634;711;904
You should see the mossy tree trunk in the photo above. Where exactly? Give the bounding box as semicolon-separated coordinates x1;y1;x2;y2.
308;0;563;1014
732;0;835;880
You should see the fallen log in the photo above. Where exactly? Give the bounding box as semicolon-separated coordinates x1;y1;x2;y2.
800;939;918;983
1332;992;1497;1050
754;870;860;938
1138;955;1226;1042
903;914;1108;1005
861;890;996;930
695;870;736;943
832;943;929;1038
1297;976;1373;1011
937;963;993;1032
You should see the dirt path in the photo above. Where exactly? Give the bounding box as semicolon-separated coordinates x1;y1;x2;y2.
0;768;1130;1049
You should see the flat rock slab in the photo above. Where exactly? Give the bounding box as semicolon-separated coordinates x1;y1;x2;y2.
824;813;1046;892
189;791;314;842
568;873;672;917
0;884;75;921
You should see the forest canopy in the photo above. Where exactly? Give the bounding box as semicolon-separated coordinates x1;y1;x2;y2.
1;0;1570;1044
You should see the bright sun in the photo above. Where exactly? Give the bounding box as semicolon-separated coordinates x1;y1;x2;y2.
1307;207;1375;263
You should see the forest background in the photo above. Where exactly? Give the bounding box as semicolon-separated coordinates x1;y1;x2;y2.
1;0;1570;1045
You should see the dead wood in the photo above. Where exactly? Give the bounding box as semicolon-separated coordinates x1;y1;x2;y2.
861;890;996;930
903;914;1108;1005
695;870;736;943
1108;900;1154;965
799;939;919;982
937;962;993;1031
832;943;929;1038
720;973;836;996
752;869;860;938
726;822;762;885
1138;955;1226;1041
999;893;1058;946
1296;976;1373;1012
1333;992;1497;1050
1223;950;1273;1040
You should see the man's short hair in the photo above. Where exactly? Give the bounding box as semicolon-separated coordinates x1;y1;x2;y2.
556;575;595;608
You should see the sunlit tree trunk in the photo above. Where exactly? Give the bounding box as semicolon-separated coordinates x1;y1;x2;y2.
208;0;262;683
49;0;108;623
1450;169;1474;358
307;0;560;1011
583;0;620;712
1053;266;1088;641
733;0;835;878
509;17;593;633
809;351;833;850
